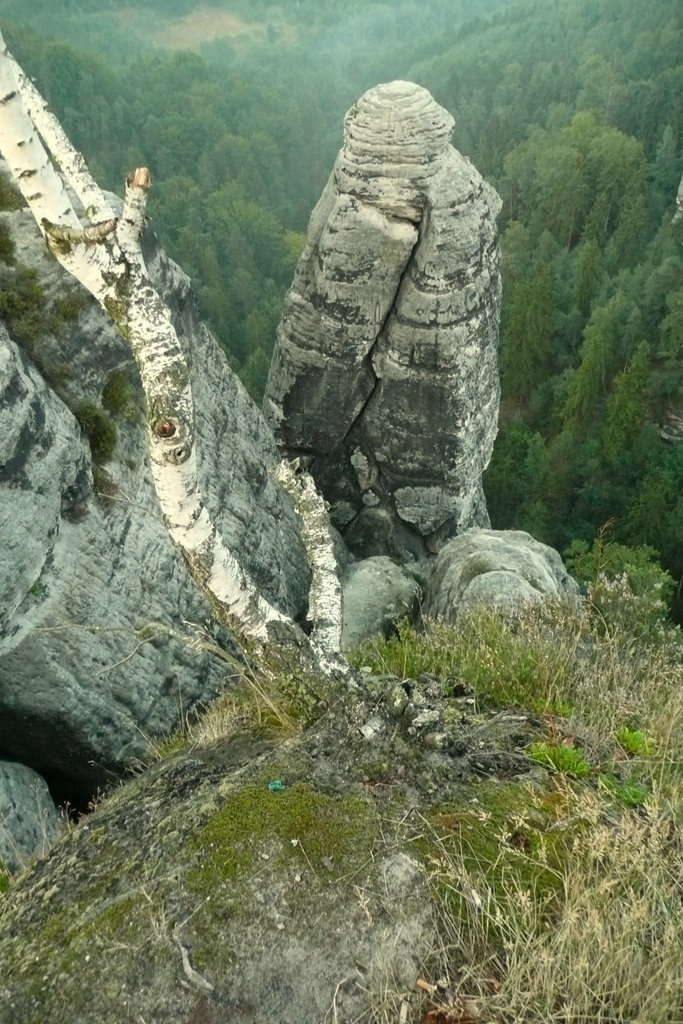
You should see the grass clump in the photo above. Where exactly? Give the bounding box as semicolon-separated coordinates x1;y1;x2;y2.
351;601;583;712
356;593;681;1023
428;784;681;1024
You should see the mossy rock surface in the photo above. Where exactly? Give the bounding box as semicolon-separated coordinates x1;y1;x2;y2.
0;676;549;1024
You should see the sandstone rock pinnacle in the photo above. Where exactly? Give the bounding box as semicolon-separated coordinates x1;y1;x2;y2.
264;81;502;559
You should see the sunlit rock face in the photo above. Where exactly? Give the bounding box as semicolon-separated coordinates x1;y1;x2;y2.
264;81;502;560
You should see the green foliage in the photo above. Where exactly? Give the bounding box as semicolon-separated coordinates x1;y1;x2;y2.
49;291;88;329
74;403;117;463
528;740;592;778
351;606;582;713
0;265;47;342
614;725;655;757
101;367;137;420
1;0;681;611
0;171;24;212
598;774;650;807
565;532;676;639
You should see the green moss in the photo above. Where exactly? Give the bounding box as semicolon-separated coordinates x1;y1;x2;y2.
188;781;375;894
103;294;130;338
74;402;117;462
418;779;581;951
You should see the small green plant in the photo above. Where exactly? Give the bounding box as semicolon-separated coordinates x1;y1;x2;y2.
615;725;655;756
50;291;88;329
0;171;24;212
528;740;592;777
91;466;118;499
101;367;137;419
28;579;48;602
0;265;47;342
599;773;649;807
74;402;117;462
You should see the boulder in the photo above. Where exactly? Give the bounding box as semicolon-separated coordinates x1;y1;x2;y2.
341;556;421;649
264;81;501;561
0;761;60;875
0;201;310;801
425;529;579;621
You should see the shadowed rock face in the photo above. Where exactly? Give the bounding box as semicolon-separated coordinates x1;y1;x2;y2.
264;81;502;560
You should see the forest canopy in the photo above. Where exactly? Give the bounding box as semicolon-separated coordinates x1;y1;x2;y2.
0;0;680;611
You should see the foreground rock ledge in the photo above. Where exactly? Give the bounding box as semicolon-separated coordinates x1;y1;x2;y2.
0;670;546;1024
264;81;502;561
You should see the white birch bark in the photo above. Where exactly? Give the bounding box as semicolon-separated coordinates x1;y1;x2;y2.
0;31;348;672
274;460;346;675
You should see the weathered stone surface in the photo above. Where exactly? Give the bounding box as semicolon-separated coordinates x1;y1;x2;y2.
424;529;579;622
341;556;421;649
0;761;60;875
0;669;542;1024
264;81;502;560
0;201;310;799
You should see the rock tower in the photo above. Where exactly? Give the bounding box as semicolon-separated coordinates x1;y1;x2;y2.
264;81;502;559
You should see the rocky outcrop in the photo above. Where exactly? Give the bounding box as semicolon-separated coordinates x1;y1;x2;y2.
341;556;421;649
0;667;544;1024
424;529;580;622
0;201;310;800
264;81;502;561
0;762;59;875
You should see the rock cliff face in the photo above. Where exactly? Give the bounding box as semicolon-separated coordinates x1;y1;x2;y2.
0;200;310;800
264;81;502;560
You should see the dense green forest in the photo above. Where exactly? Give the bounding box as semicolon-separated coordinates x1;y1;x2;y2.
0;0;681;612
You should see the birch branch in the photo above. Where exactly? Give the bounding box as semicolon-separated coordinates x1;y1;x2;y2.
7;41;114;222
275;460;348;676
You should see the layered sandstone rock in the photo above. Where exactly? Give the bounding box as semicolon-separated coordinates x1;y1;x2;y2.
264;81;502;560
0;200;310;799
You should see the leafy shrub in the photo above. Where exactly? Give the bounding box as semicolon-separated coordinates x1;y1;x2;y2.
101;367;136;419
74;402;117;462
565;533;676;640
